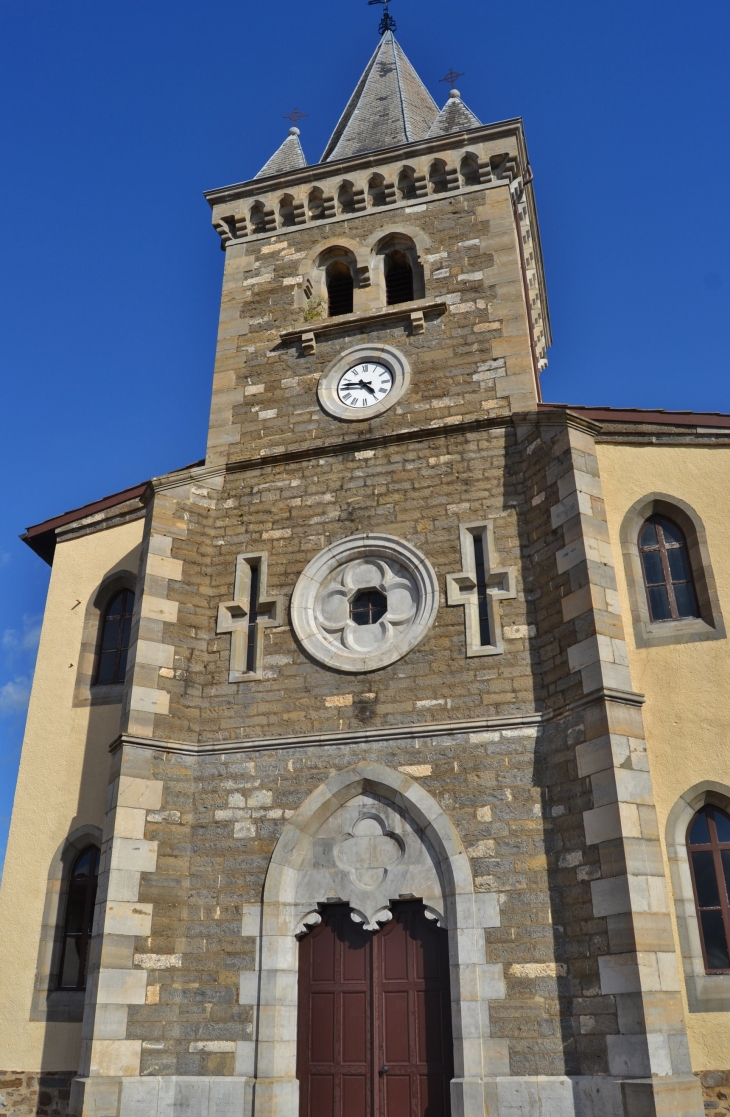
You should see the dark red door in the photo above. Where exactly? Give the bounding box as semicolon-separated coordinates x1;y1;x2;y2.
297;905;372;1117
298;902;453;1117
374;904;453;1117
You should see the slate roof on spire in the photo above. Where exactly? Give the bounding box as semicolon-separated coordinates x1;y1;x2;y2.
426;89;481;138
321;31;439;163
255;128;307;179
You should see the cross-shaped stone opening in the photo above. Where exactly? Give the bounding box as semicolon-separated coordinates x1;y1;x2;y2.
446;521;516;657
216;553;283;681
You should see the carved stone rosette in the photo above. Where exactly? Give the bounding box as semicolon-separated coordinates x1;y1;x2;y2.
290;533;439;671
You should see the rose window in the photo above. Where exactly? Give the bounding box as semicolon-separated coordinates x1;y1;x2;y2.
290;534;439;671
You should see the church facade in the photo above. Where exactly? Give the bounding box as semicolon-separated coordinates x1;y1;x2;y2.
3;27;730;1117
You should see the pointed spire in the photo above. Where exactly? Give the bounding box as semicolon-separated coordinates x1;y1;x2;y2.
426;88;481;139
255;128;307;180
321;32;439;163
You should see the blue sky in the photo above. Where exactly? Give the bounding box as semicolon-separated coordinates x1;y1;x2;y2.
1;0;728;869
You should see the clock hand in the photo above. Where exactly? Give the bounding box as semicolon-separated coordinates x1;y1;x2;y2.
356;379;377;396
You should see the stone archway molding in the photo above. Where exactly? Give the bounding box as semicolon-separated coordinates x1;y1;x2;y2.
666;781;730;1014
243;760;506;1117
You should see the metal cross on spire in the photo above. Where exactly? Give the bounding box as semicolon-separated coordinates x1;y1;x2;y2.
439;68;465;90
368;0;397;35
284;108;308;127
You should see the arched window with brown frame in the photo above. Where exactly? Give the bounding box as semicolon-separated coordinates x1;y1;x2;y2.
58;846;99;990
638;514;699;622
95;588;135;685
326;261;354;317
688;806;730;973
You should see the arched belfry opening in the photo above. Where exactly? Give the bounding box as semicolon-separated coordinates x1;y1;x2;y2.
326;261;354;316
375;234;423;306
384;249;414;304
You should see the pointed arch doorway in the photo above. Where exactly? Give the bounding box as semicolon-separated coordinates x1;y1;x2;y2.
297;901;453;1117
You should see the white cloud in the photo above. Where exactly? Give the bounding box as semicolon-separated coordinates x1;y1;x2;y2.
2;614;42;655
0;676;31;716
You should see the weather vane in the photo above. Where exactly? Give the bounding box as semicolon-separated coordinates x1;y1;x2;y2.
368;0;396;35
284;108;308;128
440;68;465;91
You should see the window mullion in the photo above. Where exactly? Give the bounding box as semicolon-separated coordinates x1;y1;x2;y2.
710;836;730;973
656;524;679;620
710;809;730;972
113;598;123;684
718;851;730;974
688;848;711;971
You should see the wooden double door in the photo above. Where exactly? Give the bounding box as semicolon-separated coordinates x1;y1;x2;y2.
297;902;453;1117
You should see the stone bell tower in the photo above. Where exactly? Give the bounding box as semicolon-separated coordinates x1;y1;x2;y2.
69;18;704;1117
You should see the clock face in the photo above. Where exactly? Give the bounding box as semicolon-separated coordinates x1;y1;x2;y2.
337;362;394;408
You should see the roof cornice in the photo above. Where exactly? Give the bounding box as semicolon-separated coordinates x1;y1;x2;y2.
538;403;730;428
204;117;526;207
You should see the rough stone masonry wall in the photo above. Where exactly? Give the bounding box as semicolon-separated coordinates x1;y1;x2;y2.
698;1071;730;1115
207;181;536;472
133;422;541;746
513;412;615;1076
63;129;704;1112
514;412;703;1114
70;409;705;1116
0;1072;74;1117
100;408;701;1101
125;720;553;1080
104;412;578;1077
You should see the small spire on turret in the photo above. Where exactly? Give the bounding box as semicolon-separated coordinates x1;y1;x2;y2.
255;116;308;179
427;76;481;138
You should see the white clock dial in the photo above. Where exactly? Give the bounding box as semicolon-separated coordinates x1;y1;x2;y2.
337;362;393;408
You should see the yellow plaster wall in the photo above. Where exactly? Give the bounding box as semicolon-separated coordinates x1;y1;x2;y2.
597;441;730;1071
0;519;143;1073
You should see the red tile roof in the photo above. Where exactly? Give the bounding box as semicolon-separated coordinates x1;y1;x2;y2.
539;403;730;428
22;460;204;564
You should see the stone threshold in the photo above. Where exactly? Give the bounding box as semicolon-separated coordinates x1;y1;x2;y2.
68;1071;705;1117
